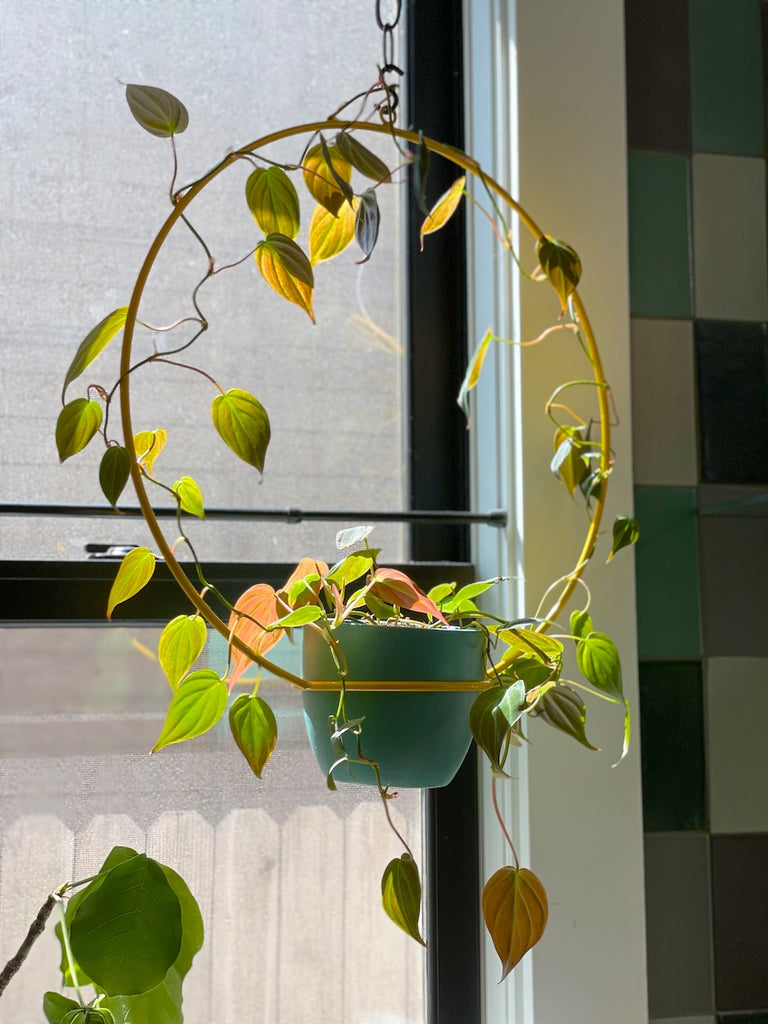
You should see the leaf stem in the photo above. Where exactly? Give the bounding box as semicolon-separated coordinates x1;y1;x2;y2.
492;776;519;870
55;897;84;1005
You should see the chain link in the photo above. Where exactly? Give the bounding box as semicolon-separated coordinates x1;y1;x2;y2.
375;0;402;75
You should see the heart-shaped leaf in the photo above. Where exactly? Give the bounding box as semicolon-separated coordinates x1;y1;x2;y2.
608;515;640;561
576;631;623;698
535;684;598;750
158;615;207;690
43;992;80;1024
367;568;447;622
482;865;548;979
152;670;228;751
245;167;301;239
70;854;181;995
569;608;594;640
227;583;283;687
172;475;204;518
56;398;103;461
229;693;278;777
308;200;357;265
470;682;525;775
133;429;167;475
211;388;271;473
536;236;581;315
99;444;131;508
125;84;188;137
381;853;426;946
420;175;465;250
334;131;391;183
63;308;128;395
551;433;589;496
303;141;352;217
254;234;315;322
106;547;156;620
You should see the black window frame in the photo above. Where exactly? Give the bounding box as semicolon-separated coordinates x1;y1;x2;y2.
0;1;482;1019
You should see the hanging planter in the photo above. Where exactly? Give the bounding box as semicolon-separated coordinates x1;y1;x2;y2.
302;620;487;788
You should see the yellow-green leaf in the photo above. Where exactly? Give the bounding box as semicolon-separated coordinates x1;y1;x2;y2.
229;693;278;777
482;866;548;979
56;398;103;462
245;166;301;239
457;327;494;420
133;429;167;475
152;670;228;751
381;854;426;946
211;388;271;473
420;175;465;250
172;475;204;518
303;142;352;217
99;444;131;508
334;131;391;183
254;234;315;322
63;308;128;395
608;515;640;561
158;615;207;690
125;84;188;137
576;631;623;698
308;201;357;265
107;547;156;620
536;236;581;315
551;434;589;496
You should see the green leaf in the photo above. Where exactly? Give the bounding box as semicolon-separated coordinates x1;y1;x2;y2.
43;992;80;1023
245;167;301;239
457;327;494;420
268;605;324;628
56;398;103;462
303;141;352;217
508;654;559;691
441;577;499;613
470;682;525;775
608;515;640;561
355;189;380;264
326;552;375;589
211;388;271;473
482;866;548;980
158;615;207;690
535;685;598;750
308;200;357;265
569;609;593;640
551;434;589;496
70;854;181;996
63;308;128;395
106;548;156;620
172;476;204;518
229;693;278;777
334;132;391;182
411;130;431;215
152;670;228;751
420;175;465;249
99;445;131;508
576;631;623;698
254;233;315;322
496;628;564;666
536;236;581;315
427;582;456;605
381;854;426;946
125;85;188;138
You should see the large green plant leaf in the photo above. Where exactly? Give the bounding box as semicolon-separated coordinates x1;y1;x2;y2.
63;308;128;395
355;189;380;263
334;131;391;182
211;388;271;473
482;866;548;980
608;515;640;561
576;632;623;698
43;992;80;1023
229;693;278;777
158;615;207;690
56;399;103;462
254;234;315;322
106;548;156;620
125;85;188;137
99;445;131;508
470;682;525;775
69;855;181;996
245;167;301;239
152;670;228;751
535;685;598;750
381;854;426;946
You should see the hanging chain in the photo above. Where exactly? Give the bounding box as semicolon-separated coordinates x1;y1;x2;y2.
375;0;403;123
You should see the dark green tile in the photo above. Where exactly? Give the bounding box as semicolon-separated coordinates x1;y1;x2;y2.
690;0;765;156
640;661;706;830
628;152;693;317
718;1015;768;1023
635;487;702;657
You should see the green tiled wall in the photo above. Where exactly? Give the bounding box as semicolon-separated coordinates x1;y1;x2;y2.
626;0;768;1019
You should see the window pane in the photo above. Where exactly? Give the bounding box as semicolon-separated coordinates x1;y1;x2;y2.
0;0;406;563
0;627;425;1023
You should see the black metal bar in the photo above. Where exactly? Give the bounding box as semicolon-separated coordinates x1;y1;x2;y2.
0;503;507;527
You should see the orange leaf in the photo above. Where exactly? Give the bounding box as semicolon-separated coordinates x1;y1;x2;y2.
227;584;283;688
482;866;549;979
369;568;447;623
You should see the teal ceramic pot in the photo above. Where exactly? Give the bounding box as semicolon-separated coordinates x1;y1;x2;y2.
302;621;487;789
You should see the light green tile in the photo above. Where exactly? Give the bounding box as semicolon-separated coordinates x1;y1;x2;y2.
690;0;765;156
692;155;768;321
635;486;702;657
631;319;697;485
629;152;693;318
707;657;768;832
